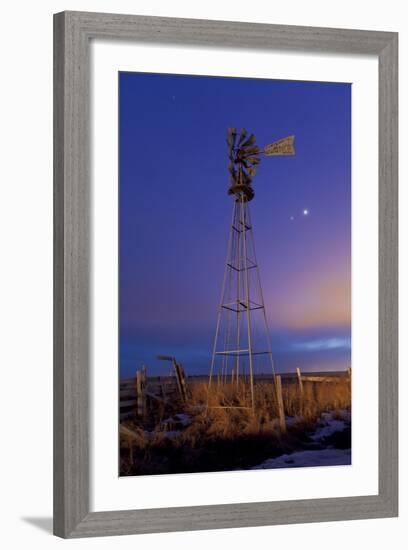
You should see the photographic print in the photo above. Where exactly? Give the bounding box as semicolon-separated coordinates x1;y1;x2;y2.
119;72;351;477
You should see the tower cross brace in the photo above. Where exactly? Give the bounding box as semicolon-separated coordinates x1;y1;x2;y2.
208;191;276;411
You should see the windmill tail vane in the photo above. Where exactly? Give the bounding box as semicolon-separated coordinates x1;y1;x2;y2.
226;127;295;201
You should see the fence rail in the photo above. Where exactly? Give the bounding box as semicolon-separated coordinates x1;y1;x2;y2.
119;368;351;421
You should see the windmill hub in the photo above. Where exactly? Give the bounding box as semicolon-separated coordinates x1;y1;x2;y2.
227;128;259;202
226;127;295;202
229;183;255;202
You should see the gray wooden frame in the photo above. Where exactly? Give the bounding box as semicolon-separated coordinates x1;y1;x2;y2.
54;11;398;538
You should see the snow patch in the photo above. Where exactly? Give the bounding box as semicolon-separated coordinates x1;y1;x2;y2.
311;410;351;442
285;415;303;427
161;412;192;431
174;413;192;426
252;448;351;469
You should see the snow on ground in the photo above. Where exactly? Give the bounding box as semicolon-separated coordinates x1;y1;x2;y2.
252;448;351;469
311;410;351;442
253;410;351;469
285;416;303;427
174;413;192;426
144;412;193;440
284;410;351;441
161;412;192;432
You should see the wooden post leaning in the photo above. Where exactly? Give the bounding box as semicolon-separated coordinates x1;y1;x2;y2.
174;360;188;403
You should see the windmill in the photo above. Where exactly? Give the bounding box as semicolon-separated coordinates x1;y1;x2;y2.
208;128;295;411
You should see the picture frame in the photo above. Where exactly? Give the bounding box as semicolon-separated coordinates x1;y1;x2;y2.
53;10;398;538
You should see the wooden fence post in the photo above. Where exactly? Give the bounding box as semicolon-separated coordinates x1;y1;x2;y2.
158;375;165;399
136;367;146;417
347;367;352;380
275;375;286;434
296;367;304;396
179;363;188;402
174;361;188;403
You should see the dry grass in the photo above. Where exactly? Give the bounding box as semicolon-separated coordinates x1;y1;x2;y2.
282;379;351;418
120;377;351;476
190;377;351;421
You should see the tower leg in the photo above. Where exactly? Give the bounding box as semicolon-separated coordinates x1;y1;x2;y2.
246;206;277;384
207;201;237;405
235;198;242;387
241;198;255;411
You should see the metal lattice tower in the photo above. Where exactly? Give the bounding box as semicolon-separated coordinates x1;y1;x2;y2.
207;128;295;411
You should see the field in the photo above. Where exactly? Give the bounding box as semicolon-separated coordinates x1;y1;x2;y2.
119;372;351;476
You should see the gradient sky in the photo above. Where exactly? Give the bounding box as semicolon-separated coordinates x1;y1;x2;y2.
119;72;351;378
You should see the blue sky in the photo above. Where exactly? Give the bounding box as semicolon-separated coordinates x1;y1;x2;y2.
119;72;351;378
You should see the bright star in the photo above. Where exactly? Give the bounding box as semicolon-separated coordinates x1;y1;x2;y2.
303;209;309;216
